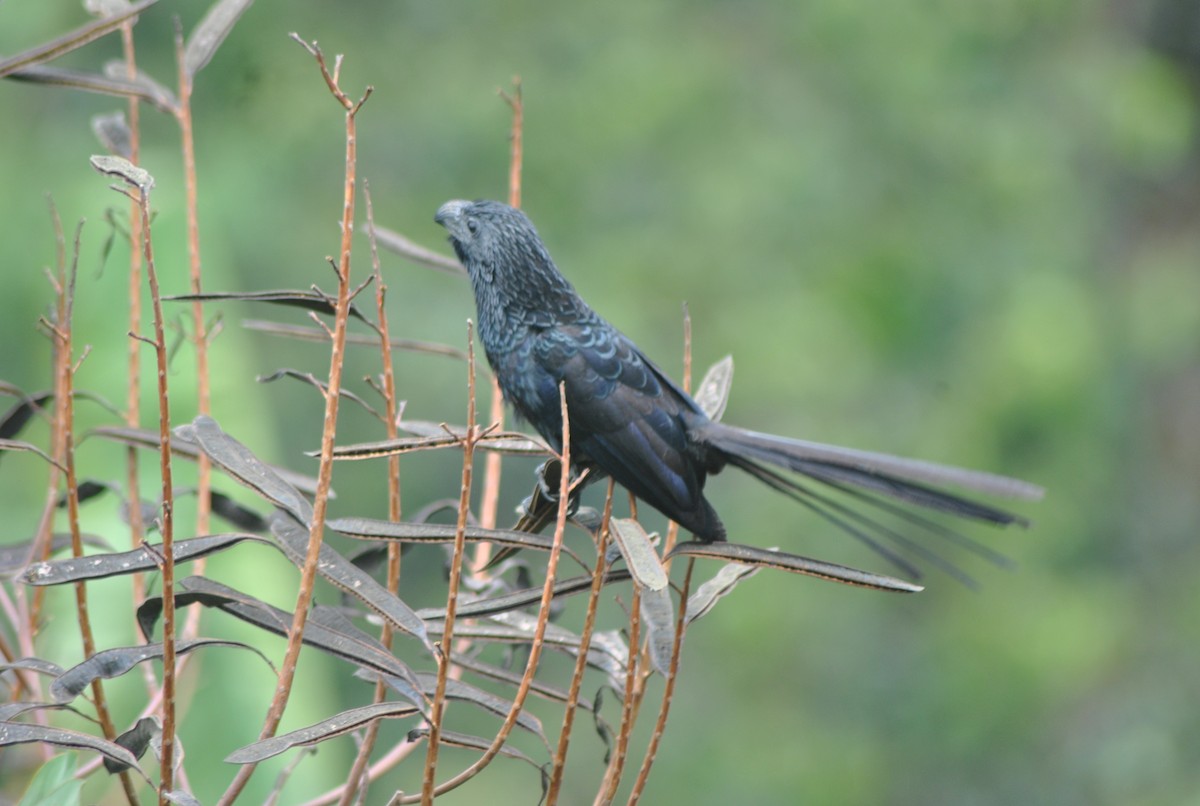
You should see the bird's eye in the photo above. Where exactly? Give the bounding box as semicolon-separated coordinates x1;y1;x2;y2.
466;218;479;235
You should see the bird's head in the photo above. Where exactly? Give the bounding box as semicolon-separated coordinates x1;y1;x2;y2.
435;199;584;325
435;199;547;282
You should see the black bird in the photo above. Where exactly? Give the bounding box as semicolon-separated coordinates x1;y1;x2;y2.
435;199;1043;577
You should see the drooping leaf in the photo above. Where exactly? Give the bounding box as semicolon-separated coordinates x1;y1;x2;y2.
241;319;469;361
693;355;734;422
139;576;421;685
329;516;576;564
257;369;380;421
104;717;160;773
209;491;268;531
21;533;270;586
0;723;141;776
88;425;326;496
90;154;154;191
225;701;419;764
608;518;667;592
685;560;761;623
0;439;62;470
0;533;111;576
378;673;548;750
407;727;550;791
639;587;676;677
8;65;175;114
184;0;254;76
0;658;66;678
0;390;52;440
0;0;158;78
102;61;177;110
163;289;370;323
177;416;313;524
269;514;432;652
369;225;464;275
50;640;268;703
666;541;923;593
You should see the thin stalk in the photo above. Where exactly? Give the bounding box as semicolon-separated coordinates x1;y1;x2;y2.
393;382;574;804
420;324;480;804
120;7;153;698
130;170;178;806
173;16;212;641
547;479;615;803
626;560;695;805
338;184;405;806
55;216;142;805
218;38;371;806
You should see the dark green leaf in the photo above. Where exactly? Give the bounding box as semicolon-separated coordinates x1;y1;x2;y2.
667;541;924;592
177;416;313;524
0;723;141;776
225;702;420;764
105;717;159;773
269;514;432;651
21;533;269;586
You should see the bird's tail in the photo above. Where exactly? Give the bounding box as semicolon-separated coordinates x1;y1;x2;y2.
693;420;1045;584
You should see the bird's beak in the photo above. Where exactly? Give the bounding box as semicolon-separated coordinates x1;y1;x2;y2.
434;199;471;239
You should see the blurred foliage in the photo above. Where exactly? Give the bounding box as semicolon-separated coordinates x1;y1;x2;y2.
2;1;1199;804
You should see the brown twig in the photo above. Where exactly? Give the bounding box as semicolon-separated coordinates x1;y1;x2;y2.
548;479;615;803
126;165;177;806
420;323;481;804
54;209;143;804
627;559;694;805
394;382;575;804
173;16;212;648
118;4;155;702
337;183;406;806
218;37;371;806
596;580;644;805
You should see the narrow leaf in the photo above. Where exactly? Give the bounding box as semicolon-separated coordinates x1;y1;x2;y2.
0;0;158;78
0;723;141;774
177;416;313;524
164;289;369;323
693;355;734;421
640;587;676;677
21;533;268;586
184;0;254;76
140;576;421;685
370;225;464;275
0;390;51;440
89;424;326;496
105;717;160;773
8;65;175;114
685;560;761;623
609;518;668;591
50;640;267;702
90;154;154;191
667;541;924;592
241;318;469;360
269;514;432;651
225;702;420;764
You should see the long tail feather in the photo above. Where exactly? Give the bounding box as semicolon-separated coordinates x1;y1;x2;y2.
697;421;1041;525
728;455;986;586
696;421;1045;501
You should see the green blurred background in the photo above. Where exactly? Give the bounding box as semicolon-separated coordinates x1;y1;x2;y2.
2;1;1199;804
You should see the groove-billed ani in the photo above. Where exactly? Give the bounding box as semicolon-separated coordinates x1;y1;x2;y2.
435;199;1042;572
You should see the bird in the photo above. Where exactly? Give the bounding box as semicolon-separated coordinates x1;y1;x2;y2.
434;199;1043;580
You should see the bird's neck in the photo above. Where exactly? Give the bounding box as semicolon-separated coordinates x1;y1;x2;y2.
467;252;593;349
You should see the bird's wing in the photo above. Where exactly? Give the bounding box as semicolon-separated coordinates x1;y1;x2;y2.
531;322;705;519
